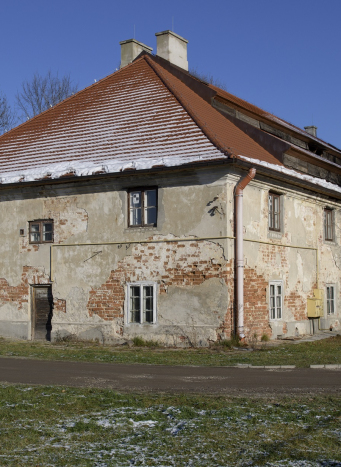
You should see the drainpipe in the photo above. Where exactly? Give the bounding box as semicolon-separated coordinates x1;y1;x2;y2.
235;168;256;339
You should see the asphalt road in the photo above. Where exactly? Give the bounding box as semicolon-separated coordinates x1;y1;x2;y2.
0;357;340;395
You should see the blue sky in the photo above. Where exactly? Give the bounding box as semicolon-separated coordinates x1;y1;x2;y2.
1;0;340;148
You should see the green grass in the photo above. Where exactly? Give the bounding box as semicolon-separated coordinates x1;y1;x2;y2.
0;385;340;466
0;335;340;368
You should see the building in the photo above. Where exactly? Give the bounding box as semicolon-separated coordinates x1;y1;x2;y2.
0;31;339;345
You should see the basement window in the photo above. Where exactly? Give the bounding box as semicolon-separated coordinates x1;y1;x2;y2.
324;208;334;242
29;220;54;244
326;285;335;315
128;188;157;227
127;282;157;324
269;281;282;320
268;192;281;231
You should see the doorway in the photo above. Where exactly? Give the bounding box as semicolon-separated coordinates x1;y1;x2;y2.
31;286;53;341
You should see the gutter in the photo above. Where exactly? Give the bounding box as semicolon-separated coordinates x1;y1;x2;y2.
235;168;256;339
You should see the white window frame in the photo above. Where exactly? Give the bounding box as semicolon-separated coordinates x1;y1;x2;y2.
269;281;283;320
326;285;336;315
126;282;157;324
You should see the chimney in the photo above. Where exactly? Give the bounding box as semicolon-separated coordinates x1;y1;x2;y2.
155;30;188;70
119;39;153;69
304;125;317;137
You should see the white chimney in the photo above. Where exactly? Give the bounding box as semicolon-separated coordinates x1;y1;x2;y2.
304;125;317;137
119;39;153;69
155;30;188;70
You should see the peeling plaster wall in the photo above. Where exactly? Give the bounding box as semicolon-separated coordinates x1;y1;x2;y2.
0;166;340;344
242;178;341;339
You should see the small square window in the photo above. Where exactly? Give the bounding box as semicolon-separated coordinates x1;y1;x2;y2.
128;188;157;227
269;281;283;320
127;282;157;324
326;285;335;315
268;192;281;231
29;220;54;244
324;208;334;242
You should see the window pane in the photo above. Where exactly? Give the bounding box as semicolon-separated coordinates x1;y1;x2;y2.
145;190;156;207
130;207;141;225
30;224;40;232
43;223;53;241
30;232;40;242
130;286;140;323
145;207;157;225
268;196;273;228
130;192;141;208
143;286;153;323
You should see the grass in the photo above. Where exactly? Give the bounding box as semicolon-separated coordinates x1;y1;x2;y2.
0;335;340;368
0;385;340;466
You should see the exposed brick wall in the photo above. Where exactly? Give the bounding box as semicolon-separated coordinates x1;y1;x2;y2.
0;266;50;310
243;267;272;340
284;281;307;321
54;299;66;314
87;238;230;325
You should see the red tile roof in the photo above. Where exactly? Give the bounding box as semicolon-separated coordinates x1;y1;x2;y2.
0;55;279;185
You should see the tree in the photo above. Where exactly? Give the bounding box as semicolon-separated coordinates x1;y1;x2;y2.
0;92;16;135
16;70;78;120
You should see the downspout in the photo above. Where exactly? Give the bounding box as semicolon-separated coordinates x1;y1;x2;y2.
235;168;256;339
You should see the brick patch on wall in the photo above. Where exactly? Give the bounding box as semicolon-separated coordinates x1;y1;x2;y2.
0;266;50;310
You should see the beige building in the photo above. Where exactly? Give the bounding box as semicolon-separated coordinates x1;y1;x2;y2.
0;31;339;344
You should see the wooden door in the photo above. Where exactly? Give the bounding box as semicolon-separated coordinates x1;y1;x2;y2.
32;286;53;341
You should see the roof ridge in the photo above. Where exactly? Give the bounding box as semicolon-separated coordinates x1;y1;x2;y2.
144;55;232;158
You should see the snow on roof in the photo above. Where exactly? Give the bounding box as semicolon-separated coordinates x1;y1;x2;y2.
238;155;341;195
0;55;279;185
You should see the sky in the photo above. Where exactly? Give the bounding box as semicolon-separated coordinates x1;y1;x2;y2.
1;0;341;148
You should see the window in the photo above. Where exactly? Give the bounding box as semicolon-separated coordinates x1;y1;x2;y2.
29;220;54;244
326;285;335;315
324;208;334;241
268;192;281;231
127;283;157;324
269;281;282;320
128;188;157;227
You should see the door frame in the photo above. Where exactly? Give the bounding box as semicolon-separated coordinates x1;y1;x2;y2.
30;284;53;341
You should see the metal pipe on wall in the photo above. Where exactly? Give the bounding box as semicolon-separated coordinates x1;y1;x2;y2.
235;168;256;339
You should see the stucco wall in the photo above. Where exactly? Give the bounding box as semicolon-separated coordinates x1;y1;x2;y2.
0;166;339;344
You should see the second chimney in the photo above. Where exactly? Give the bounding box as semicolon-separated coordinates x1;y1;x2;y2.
155;30;188;70
304;125;317;137
120;39;153;69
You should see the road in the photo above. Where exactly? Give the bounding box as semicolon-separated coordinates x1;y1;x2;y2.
0;357;340;395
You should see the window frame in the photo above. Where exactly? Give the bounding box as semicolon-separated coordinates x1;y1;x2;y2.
268;192;281;232
269;280;283;320
28;219;54;244
126;282;157;325
324;208;334;242
128;187;158;228
326;285;335;315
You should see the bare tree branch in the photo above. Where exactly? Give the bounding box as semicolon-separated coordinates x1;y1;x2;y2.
16;70;78;120
0;92;16;135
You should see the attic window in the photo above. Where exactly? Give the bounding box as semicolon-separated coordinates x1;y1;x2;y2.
29;220;54;244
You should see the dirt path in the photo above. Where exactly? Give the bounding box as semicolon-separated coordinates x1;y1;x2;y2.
0;357;340;395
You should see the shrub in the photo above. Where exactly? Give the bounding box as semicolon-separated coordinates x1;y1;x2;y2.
132;336;159;347
261;334;270;342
